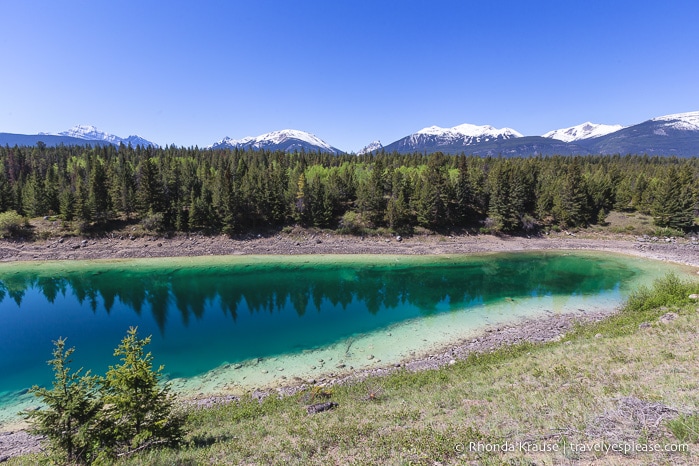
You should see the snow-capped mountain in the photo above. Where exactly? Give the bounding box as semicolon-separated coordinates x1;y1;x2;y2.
383;123;522;154
2;111;699;156
416;123;523;140
56;125;158;147
357;140;383;155
58;125;121;144
650;111;699;133
209;129;342;154
582;111;699;156
543;122;624;142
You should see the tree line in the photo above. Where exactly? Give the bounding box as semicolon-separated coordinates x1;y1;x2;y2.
0;143;697;235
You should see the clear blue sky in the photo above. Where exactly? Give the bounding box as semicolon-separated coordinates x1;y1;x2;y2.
1;0;698;152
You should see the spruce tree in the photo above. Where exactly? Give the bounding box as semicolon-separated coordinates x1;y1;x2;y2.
652;166;695;230
25;338;102;465
101;327;184;456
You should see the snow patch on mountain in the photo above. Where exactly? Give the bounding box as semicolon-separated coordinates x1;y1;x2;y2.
56;125;158;147
210;136;254;147
543;122;624;142
254;129;335;151
209;129;339;153
651;111;699;132
415;123;522;140
358;140;383;155
59;125;121;143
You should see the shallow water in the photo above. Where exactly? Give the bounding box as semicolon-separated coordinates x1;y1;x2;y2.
0;252;690;425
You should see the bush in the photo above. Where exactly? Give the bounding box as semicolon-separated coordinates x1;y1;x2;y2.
625;273;695;314
141;212;165;232
25;327;185;464
338;211;368;235
651;226;685;238
0;210;27;238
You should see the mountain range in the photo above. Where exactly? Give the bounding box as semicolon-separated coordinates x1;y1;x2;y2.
0;125;158;148
1;111;698;157
375;111;699;157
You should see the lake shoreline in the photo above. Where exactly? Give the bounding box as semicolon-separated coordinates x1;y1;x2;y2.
0;307;614;459
1;230;699;268
2;232;698;460
186;307;613;408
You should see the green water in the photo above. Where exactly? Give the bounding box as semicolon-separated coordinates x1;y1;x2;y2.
0;251;689;425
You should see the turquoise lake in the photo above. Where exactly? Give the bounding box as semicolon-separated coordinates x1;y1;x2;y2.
0;251;689;426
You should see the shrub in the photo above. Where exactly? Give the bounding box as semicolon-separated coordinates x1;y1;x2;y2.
625;273;694;314
338;211;367;235
0;210;27;238
141;212;165;232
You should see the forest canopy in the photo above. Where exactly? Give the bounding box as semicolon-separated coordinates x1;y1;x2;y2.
0;144;696;236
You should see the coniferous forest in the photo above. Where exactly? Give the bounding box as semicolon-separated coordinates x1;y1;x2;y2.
0;143;696;237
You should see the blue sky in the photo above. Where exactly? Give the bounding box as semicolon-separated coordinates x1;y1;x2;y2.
1;0;698;152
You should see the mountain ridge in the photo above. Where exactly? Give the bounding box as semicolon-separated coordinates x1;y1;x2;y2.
542;122;625;142
1;111;698;156
208;129;342;154
54;124;159;148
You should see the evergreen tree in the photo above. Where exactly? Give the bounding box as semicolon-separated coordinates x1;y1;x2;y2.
651;166;695;230
74;176;91;222
137;158;164;216
101;327;184;456
357;159;386;226
25;338;102;465
59;189;76;221
552;159;589;227
454;156;475;225
21;173;48;217
487;161;530;232
414;153;450;229
89;161;110;223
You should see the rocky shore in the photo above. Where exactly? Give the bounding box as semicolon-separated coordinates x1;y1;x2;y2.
1;229;698;268
1;231;698;461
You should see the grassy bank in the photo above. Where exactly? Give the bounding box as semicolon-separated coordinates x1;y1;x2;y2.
12;274;699;465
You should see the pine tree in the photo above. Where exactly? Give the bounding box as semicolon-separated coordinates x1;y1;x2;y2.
651;166;695;230
454;156;475;226
89;161;110;224
59;189;76;221
101;327;184;456
25;338;102;465
552;159;589;227
136;158;164;216
487;161;524;232
357;159;386;226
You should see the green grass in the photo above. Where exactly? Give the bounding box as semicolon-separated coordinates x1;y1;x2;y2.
12;274;699;465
